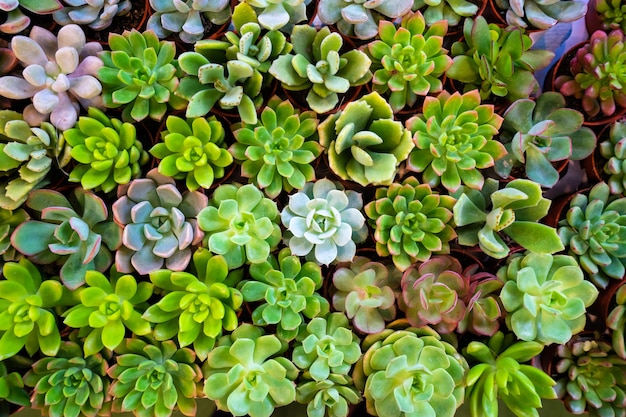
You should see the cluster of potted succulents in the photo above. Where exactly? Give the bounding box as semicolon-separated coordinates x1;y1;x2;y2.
1;1;626;417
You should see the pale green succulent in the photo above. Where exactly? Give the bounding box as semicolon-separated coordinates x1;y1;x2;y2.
599;120;626;194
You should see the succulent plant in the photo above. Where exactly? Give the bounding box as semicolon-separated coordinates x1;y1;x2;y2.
147;0;231;44
0;40;17;77
177;51;262;124
399;255;470;334
112;168;207;276
238;0;308;31
557;182;626;289
366;11;451;112
0;110;71;210
496;92;596;188
332;256;401;334
498;251;598;345
143;249;243;361
600;120;626;195
149;115;233;191
411;0;479;26
62;270;153;356
0;361;30;416
446;16;555;101
0;0;61;34
296;375;361;417
269;25;372;114
364;176;456;271
98;29;186;123
11;188;122;289
239;248;330;341
230;96;320;198
54;0;132;30
495;0;588;29
0;25;103;130
65;107;149;193
556;29;626;118
405;89;505;192
0;259;65;360
356;324;468;417
596;0;626;32
318;91;413;186
464;331;557;417
608;283;626;359
203;323;299;417
457;265;503;337
317;0;413;40
280;179;367;266
0;207;27;262
109;338;202;417
452;178;564;259
554;333;626;416
23;341;111;417
197;183;281;269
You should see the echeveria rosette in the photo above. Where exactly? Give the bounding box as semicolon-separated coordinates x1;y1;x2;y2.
446;16;555;101
239;248;330;341
143;249;243;361
203;324;299;417
357;325;468;417
464;331;557;417
452;178;564;259
280;179;367;266
53;0;132;31
405;89;505;193
0;24;103;130
556;29;626;118
23;341;111;417
112;168;207;276
332;257;401;334
61;270;153;356
296;375;361;417
176;52;262;124
230;96;321;199
198;183;281;269
147;0;231;44
0;0;61;34
608;284;626;359
399;256;470;334
98;29;186;123
269;25;373;114
498;251;598;345
366;11;452;112
495;0;587;29
65;107;149;193
554;334;626;417
0;361;30;416
0;259;64;361
600;120;626;195
411;0;479;26
364;176;457;272
496;92;596;188
10;188;122;289
557;182;626;288
238;0;308;31
149;115;233;191
109;338;202;417
318;91;413;186
317;0;413;40
0;110;70;210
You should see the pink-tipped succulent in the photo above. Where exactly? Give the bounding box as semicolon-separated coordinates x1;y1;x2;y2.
0;0;62;34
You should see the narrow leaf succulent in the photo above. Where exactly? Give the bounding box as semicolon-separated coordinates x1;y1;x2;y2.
65;107;149;193
318;91;413;186
112;168;207;276
239;248;330;341
230;96;321;198
596;0;626;32
405;89;505;192
54;0;132;30
11;188;122;289
149;115;233;191
364;176;456;271
280;178;367;266
0;24;103;130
